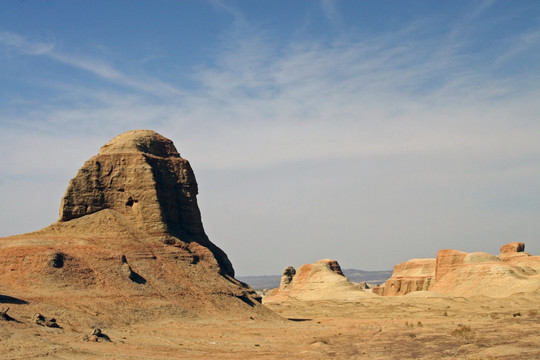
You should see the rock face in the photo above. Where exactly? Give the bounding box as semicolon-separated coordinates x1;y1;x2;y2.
0;130;274;323
500;242;525;255
372;258;435;296
57;129;233;276
375;242;540;297
263;259;373;303
280;266;296;288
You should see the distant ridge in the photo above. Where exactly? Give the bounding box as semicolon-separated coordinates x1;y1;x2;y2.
342;269;394;284
238;268;392;291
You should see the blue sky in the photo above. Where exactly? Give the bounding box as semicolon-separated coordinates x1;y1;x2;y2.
1;0;540;275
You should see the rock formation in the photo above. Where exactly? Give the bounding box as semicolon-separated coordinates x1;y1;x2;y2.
500;242;525;256
280;266;296;287
372;258;435;296
374;242;540;297
56;129;233;275
263;259;373;303
0;130;275;323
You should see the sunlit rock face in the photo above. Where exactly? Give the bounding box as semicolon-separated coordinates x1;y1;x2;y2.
372;258;435;296
375;242;540;298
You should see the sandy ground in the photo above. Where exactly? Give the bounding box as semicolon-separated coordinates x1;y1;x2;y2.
1;292;539;359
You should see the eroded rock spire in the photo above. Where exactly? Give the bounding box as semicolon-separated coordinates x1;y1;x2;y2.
59;129;233;276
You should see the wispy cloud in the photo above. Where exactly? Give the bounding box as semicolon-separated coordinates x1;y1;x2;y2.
320;0;341;27
468;0;497;20
4;14;539;169
494;28;540;65
209;0;245;22
0;31;54;55
0;31;184;98
51;52;186;97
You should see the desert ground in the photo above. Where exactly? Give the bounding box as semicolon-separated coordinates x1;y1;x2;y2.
1;291;539;359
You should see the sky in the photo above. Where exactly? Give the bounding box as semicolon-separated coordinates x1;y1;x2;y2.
1;0;540;276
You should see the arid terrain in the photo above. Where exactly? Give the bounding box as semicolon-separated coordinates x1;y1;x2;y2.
1;130;539;359
1;291;540;359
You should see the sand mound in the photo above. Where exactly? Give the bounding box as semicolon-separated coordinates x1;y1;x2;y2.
263;259;374;303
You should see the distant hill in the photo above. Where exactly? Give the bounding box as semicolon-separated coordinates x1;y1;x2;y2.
236;275;283;291
341;269;393;284
238;269;392;291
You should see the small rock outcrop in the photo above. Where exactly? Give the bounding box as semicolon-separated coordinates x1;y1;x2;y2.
32;313;61;328
263;259;373;303
280;266;296;288
375;242;540;297
500;242;525;256
83;328;111;342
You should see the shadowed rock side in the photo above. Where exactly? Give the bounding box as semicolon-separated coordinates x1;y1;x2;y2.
263;259;374;303
373;242;540;297
0;130;275;323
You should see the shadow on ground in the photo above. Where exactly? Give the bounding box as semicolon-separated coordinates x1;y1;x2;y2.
0;295;28;304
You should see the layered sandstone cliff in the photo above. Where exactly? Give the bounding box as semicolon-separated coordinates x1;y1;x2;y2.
263;259;373;303
372;258;435;296
374;242;540;297
0;130;273;323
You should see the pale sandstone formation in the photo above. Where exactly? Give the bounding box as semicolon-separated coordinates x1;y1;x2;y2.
375;242;540;297
429;247;540;297
500;242;525;254
499;242;527;260
263;259;373;303
372;258;435;296
0;130;275;323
